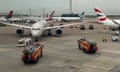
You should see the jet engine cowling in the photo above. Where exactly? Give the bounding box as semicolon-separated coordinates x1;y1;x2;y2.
56;29;63;35
16;29;24;35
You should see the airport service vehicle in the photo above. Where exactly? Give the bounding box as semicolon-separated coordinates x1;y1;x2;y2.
115;31;120;35
111;35;119;42
16;38;32;47
94;7;120;30
77;38;98;54
21;43;43;64
52;12;85;22
80;25;85;30
88;25;94;30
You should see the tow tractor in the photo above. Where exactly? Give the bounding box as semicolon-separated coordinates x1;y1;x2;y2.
16;38;32;47
21;43;43;64
77;38;98;54
111;35;119;42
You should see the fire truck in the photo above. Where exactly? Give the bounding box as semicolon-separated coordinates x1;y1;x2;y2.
77;38;98;54
21;43;43;64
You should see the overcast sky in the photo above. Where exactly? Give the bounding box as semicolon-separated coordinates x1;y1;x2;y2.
0;0;120;15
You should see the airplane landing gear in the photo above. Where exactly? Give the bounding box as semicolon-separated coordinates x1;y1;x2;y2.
33;37;39;42
47;29;52;36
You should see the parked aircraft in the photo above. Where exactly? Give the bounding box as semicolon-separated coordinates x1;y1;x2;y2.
23;11;55;22
52;12;85;22
0;10;13;21
0;18;84;41
94;7;120;30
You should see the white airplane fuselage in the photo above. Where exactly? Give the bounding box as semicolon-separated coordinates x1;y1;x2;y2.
100;19;119;28
53;17;80;21
0;17;7;21
31;20;47;37
94;7;120;29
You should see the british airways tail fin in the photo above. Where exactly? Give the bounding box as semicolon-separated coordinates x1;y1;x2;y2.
94;7;109;23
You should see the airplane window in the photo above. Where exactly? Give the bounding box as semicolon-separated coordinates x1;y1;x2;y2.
32;28;40;30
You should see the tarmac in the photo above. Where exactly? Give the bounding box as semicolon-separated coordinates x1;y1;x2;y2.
0;18;120;72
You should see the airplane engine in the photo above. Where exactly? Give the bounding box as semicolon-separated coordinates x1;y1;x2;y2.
56;29;63;35
16;29;24;35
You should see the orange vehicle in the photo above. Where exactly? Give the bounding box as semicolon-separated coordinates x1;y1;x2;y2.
21;43;43;64
77;38;98;54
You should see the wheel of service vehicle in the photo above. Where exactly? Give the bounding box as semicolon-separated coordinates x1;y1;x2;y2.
23;60;29;64
77;40;81;50
89;49;96;54
92;50;96;54
83;48;87;53
40;49;43;57
34;56;39;63
88;25;94;30
78;45;81;50
80;25;85;30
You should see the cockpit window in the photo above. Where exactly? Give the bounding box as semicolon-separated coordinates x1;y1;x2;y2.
32;28;40;30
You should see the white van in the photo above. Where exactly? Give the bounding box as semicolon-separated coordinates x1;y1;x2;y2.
111;35;119;42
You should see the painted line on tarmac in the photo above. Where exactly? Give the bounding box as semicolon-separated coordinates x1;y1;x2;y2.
101;50;120;54
0;48;12;52
0;44;15;47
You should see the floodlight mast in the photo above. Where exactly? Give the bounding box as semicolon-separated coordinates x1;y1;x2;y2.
69;0;73;14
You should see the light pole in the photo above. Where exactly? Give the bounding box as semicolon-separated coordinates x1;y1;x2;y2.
69;0;73;14
29;8;32;16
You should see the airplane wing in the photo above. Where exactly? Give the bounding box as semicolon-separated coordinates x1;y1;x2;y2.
0;22;31;29
45;23;80;29
113;19;120;25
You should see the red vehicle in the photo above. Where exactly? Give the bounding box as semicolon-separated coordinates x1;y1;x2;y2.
77;38;98;54
21;43;43;64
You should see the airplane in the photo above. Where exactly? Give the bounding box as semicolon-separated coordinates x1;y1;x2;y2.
0;10;55;23
23;11;55;22
52;11;85;22
0;10;13;21
0;10;23;22
94;7;120;30
0;14;85;41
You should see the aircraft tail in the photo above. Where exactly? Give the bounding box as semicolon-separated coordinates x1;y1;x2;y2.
46;10;55;21
49;11;55;17
6;10;13;19
79;11;85;20
94;7;109;23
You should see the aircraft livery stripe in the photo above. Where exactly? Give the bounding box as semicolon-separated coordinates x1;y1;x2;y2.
98;17;107;21
94;8;102;13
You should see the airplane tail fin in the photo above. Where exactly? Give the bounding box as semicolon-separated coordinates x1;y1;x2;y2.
6;10;13;19
79;11;85;20
49;10;55;17
94;7;109;23
46;10;55;21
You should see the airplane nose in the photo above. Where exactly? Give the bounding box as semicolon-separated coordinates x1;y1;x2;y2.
31;31;40;37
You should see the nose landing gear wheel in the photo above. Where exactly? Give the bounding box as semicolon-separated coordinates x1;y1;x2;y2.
34;37;39;42
47;29;52;36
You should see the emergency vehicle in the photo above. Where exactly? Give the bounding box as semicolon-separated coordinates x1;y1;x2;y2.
21;43;43;64
77;38;98;54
